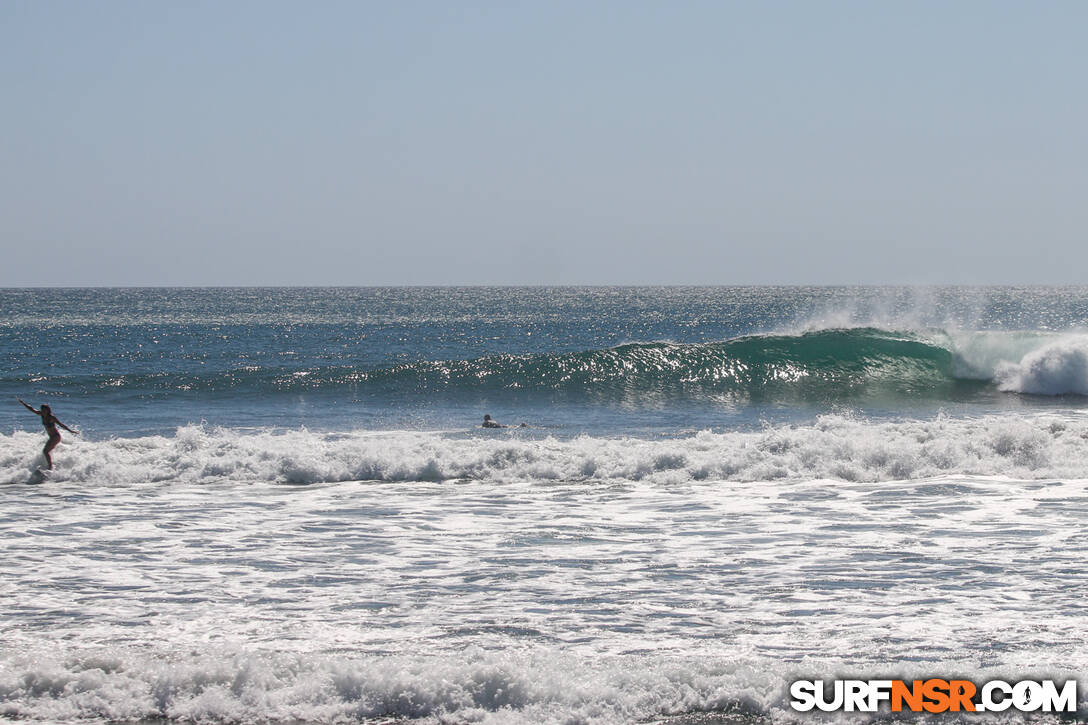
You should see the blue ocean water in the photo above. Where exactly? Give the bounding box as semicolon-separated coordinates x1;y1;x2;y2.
3;286;1088;438
2;287;1088;723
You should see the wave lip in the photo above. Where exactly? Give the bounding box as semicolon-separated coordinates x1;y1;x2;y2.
356;327;958;400
29;327;957;402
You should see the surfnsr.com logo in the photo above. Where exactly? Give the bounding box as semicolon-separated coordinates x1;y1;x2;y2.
790;679;1078;713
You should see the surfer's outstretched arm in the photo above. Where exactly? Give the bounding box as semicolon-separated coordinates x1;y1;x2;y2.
54;419;78;435
17;398;40;416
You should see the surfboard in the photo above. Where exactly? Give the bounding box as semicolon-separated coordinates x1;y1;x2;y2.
27;468;50;485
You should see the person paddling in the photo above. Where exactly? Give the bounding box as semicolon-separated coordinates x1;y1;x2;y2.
481;414;527;429
18;398;78;469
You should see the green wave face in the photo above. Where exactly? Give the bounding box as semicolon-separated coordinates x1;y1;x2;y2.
36;327;983;404
359;327;967;403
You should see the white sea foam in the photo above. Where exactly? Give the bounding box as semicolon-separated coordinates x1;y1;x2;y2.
3;432;1088;723
0;647;782;724
5;413;1088;486
1;645;1084;724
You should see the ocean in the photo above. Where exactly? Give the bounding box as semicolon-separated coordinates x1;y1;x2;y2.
1;286;1086;723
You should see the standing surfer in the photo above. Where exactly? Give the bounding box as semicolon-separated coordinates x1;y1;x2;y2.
18;398;78;469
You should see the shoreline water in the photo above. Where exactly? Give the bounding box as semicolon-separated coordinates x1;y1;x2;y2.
3;288;1088;722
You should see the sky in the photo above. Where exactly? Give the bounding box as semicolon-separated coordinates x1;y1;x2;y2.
1;0;1085;286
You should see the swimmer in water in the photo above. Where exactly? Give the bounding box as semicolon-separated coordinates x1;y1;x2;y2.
482;415;528;429
18;398;78;469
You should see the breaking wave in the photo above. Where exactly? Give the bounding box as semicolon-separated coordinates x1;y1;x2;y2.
16;327;1088;404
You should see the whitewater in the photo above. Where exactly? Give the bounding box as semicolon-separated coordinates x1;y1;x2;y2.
3;287;1088;723
3;451;1086;723
3;412;1088;485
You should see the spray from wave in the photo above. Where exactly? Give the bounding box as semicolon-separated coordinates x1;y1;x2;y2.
991;337;1088;395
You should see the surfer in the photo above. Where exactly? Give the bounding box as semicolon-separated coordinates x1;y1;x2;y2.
481;415;528;429
18;398;78;470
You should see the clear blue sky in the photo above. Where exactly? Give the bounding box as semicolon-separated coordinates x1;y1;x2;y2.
1;0;1085;285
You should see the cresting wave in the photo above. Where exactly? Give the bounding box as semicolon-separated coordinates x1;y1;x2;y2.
18;327;1088;401
365;327;1088;398
5;413;1088;485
